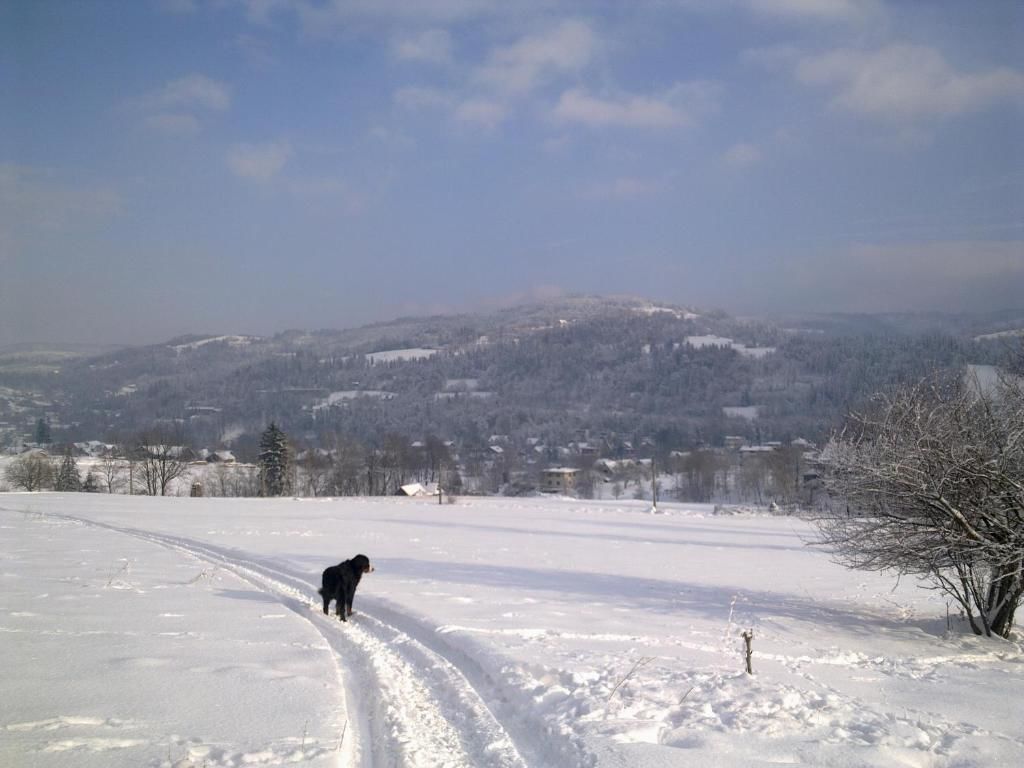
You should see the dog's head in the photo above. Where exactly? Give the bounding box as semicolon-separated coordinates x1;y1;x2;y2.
351;554;374;574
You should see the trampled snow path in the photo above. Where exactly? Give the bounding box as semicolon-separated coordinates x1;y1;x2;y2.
49;511;592;768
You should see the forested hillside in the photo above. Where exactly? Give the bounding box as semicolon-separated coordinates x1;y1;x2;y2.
0;298;1018;461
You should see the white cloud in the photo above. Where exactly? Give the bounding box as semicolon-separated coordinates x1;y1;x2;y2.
133;74;230;136
553;82;718;129
149;73;231;112
477;19;597;94
392;29;452;64
145;113;202;137
796;44;1024;121
723;142;762;168
226;141;292;182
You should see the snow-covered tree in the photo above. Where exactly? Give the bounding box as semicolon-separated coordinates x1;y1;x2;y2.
816;372;1024;638
53;450;82;492
259;423;292;497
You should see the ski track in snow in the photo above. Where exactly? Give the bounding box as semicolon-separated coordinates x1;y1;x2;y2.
5;501;1023;767
50;512;593;768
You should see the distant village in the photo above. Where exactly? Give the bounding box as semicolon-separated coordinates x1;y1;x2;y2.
2;416;823;507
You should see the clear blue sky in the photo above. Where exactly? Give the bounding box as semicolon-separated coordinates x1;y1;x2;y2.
2;0;1022;344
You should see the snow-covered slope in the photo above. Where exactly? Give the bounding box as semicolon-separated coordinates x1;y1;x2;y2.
2;494;1021;767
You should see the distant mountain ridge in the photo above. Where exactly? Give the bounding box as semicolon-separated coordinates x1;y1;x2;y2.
0;296;1019;457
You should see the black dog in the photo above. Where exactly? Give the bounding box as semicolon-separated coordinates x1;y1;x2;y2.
319;554;373;621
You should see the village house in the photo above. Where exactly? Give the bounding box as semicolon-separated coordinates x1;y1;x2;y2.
541;467;580;495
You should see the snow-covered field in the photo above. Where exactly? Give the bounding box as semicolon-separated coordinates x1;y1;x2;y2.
2;494;1022;768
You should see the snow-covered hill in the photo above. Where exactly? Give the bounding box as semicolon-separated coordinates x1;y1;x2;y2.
2;494;1021;767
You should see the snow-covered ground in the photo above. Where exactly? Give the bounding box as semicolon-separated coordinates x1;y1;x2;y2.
2;494;1022;768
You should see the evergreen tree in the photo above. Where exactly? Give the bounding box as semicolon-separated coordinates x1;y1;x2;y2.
34;417;51;445
53;450;82;492
258;423;292;497
82;470;101;493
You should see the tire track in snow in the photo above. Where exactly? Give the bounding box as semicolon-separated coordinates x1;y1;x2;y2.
51;514;590;768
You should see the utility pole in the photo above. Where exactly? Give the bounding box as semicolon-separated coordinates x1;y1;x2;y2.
651;455;658;512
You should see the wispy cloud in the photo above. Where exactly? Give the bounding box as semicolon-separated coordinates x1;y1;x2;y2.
226;141;292;181
296;0;503;36
394;86;453;110
454;99;508;130
722;142;762;168
796;44;1024;121
148;73;231;112
244;0;289;25
743;0;880;24
553;82;719;129
136;73;231;136
476;19;597;95
234;33;278;69
392;29;453;64
396;19;599;130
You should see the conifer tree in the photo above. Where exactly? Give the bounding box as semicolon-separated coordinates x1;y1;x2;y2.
34;417;51;445
53;450;82;492
82;470;101;493
258;423;292;497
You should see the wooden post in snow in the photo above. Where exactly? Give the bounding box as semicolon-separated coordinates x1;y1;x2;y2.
742;630;754;675
651;455;658;512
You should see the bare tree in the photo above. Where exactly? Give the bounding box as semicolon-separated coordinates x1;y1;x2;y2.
380;433;409;495
300;449;332;497
213;463;260;497
681;450;726;503
765;445;802;505
98;453;126;494
329;437;365;496
4;452;54;491
816;373;1024;638
135;431;191;496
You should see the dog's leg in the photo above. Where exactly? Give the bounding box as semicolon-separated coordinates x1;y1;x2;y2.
321;592;330;615
337;591;346;621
